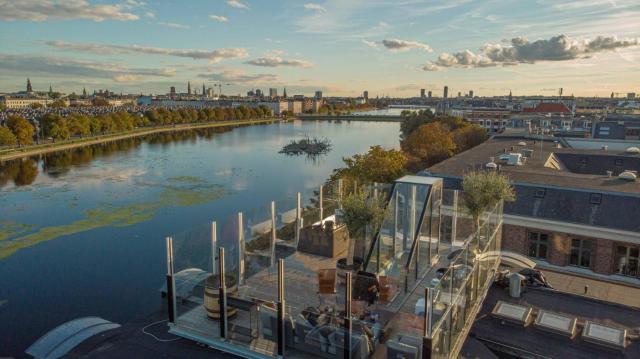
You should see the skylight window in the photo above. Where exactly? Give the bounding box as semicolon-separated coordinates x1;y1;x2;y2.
491;301;532;326
582;321;627;349
534;310;577;338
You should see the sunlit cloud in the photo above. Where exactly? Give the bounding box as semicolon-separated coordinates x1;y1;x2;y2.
0;54;175;81
158;21;189;29
209;14;228;22
226;0;249;10
244;56;313;68
198;68;278;84
43;40;248;63
0;0;140;22
304;3;326;13
423;34;640;71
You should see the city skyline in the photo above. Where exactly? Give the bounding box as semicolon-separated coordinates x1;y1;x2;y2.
0;0;639;97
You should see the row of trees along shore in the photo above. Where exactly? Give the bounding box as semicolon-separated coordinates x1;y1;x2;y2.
330;109;489;185
0;105;274;147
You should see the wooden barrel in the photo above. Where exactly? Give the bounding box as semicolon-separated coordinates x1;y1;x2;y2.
204;274;238;319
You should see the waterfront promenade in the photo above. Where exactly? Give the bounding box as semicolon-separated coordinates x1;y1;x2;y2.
0;118;285;162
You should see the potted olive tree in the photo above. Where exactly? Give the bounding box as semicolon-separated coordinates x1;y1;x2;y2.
462;170;515;246
336;190;386;275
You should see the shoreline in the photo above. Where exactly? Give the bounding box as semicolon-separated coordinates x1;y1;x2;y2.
0;118;287;162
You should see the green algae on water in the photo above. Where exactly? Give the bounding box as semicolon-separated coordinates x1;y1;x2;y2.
0;181;227;259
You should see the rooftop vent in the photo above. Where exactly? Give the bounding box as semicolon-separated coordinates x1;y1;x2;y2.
491;301;532;326
601;145;608;151
507;153;524;166
582;321;627;349
618;170;637;181
534;310;578;338
518;141;527;146
625;146;640;154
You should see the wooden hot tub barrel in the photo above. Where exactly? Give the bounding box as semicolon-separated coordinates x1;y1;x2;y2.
204;274;238;319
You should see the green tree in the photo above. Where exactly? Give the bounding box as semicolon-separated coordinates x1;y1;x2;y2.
0;103;6;111
30;102;44;109
462;170;515;232
341;190;386;265
402;122;456;171
6;115;34;146
332;145;407;184
68;114;91;137
0;126;17;146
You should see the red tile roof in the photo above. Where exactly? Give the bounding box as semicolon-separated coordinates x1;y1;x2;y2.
523;102;571;113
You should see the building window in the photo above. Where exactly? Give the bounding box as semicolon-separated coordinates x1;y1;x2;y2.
528;232;548;259
599;126;610;136
615;245;640;278
614;158;623;166
569;239;592;268
441;216;453;244
589;193;602;205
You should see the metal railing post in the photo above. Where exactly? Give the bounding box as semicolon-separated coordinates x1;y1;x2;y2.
422;287;433;359
338;179;343;209
270;201;277;267
319;185;324;222
218;247;228;339
295;192;302;248
277;259;286;356
211;222;217;274
344;272;353;359
237;212;245;285
166;237;176;324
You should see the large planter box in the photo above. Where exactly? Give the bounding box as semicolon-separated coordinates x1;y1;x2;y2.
297;221;349;258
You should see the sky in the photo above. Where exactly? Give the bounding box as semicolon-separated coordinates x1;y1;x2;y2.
0;0;639;97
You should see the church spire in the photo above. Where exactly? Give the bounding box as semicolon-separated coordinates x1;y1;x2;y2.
202;83;206;96
27;78;33;93
283;87;287;98
187;81;191;95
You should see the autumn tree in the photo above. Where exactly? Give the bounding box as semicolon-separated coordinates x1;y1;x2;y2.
67;114;91;137
402;122;456;171
6;115;34;146
0;126;17;146
452;125;487;153
332;145;407;184
49;99;67;108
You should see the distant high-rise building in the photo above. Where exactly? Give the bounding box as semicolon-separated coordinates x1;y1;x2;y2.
611;92;615;98
187;82;191;95
457;91;462;98
26;78;33;93
628;92;637;99
363;90;369;101
269;88;278;98
49;85;53;95
283;88;287;98
315;90;323;99
469;90;474;98
420;89;426;98
443;86;448;99
428;90;432;98
170;86;176;97
559;87;563;97
82;87;87;97
247;90;255;97
255;89;263;97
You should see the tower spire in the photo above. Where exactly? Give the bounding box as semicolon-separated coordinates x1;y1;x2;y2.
27;78;33;93
283;87;287;98
188;81;191;95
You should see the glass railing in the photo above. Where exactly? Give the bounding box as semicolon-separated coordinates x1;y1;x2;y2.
165;177;504;359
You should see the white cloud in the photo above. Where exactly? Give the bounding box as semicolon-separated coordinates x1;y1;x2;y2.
226;0;249;10
244;56;313;68
209;14;228;22
362;38;432;52
145;11;155;19
0;0;140;22
198;69;278;84
424;34;640;71
304;3;326;13
44;40;248;63
0;54;175;81
361;39;380;49
158;21;189;29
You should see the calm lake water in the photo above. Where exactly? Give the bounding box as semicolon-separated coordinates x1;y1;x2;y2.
0;120;399;357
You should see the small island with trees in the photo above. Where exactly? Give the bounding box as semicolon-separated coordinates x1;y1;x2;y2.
279;136;332;156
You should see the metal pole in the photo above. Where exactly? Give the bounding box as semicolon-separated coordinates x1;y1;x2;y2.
319;185;324;222
218;247;228;339
373;182;378;200
422;287;433;359
451;190;458;246
211;221;217;274
238;212;245;286
166;237;176;323
338;179;343;209
344;271;353;359
295;192;302;247
270;201;277;267
277;259;286;356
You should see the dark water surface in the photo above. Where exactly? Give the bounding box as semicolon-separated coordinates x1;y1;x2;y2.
0;120;399;357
